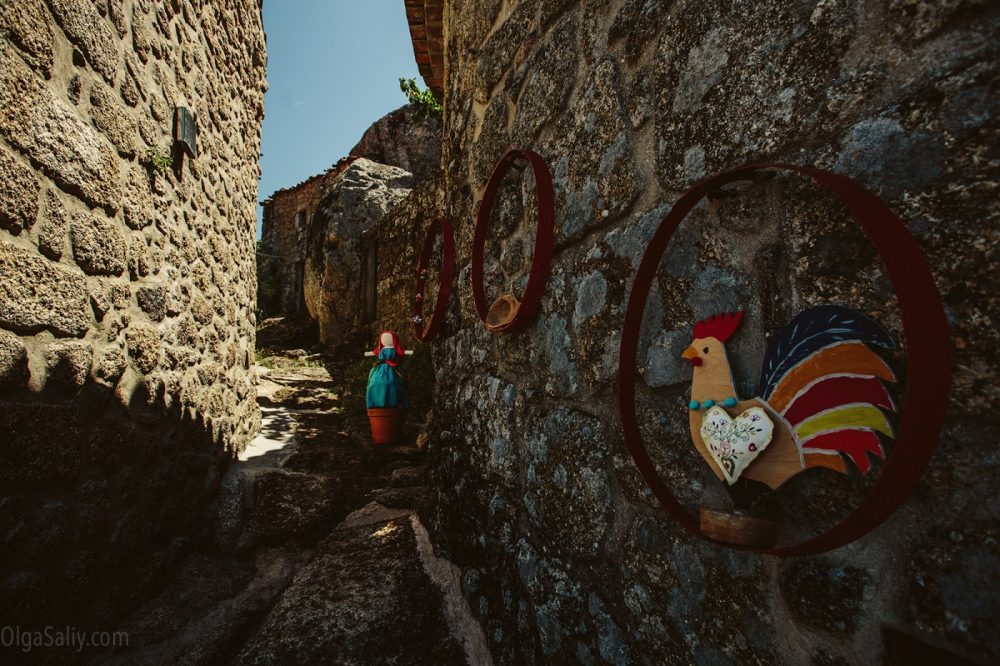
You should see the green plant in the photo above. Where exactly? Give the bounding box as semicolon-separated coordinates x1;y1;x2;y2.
254;350;325;370
345;355;376;399
144;145;173;175
256;255;280;312
399;77;442;120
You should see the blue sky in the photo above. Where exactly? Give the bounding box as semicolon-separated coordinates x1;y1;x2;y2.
257;1;422;236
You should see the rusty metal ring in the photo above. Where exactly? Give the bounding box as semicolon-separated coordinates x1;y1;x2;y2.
471;149;555;333
617;163;951;556
413;217;455;342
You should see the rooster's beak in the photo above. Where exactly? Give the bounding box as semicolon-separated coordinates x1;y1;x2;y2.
681;346;702;366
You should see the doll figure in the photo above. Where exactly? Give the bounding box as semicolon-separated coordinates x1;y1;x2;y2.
364;331;413;409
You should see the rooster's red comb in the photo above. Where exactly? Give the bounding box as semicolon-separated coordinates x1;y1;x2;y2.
693;311;744;342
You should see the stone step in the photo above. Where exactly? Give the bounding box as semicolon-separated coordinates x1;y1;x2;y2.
389;465;427;487
371;484;430;509
90;548;310;665
237;505;491;665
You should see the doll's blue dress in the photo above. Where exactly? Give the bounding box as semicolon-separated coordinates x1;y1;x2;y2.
366;347;410;409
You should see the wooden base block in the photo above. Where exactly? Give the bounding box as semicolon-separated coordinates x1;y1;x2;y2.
700;508;778;549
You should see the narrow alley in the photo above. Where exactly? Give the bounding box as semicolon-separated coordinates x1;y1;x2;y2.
0;1;995;664
90;318;487;664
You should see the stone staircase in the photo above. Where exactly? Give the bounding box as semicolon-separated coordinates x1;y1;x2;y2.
87;354;489;665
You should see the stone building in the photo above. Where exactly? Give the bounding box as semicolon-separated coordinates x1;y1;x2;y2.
364;1;999;663
0;0;995;662
0;0;265;632
303;158;416;347
258;104;440;320
258;165;344;318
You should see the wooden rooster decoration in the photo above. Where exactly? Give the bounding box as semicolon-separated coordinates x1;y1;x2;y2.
682;306;897;489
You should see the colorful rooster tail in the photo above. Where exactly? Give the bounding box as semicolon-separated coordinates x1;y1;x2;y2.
757;305;897;474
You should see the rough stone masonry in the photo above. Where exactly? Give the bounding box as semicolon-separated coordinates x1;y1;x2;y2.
259;103;441;323
0;0;265;633
377;1;1000;664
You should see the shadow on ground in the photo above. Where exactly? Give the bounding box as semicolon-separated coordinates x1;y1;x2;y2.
82;318;476;665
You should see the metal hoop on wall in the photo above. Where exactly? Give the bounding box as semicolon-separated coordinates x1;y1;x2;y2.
413;217;455;342
471;149;555;334
617;163;952;557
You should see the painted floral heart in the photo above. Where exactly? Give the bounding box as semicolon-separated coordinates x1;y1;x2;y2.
699;406;774;485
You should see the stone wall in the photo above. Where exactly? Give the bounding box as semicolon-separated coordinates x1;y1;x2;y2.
414;1;1000;664
259;168;342;317
259;104;439;320
0;0;265;633
350;104;442;180
364;176;444;345
303;159;414;348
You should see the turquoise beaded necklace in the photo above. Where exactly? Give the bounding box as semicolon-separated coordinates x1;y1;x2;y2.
688;396;738;410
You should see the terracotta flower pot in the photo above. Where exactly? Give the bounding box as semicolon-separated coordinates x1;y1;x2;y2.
367;407;404;445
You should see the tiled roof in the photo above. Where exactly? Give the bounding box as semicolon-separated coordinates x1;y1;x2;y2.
405;0;444;99
260;157;358;205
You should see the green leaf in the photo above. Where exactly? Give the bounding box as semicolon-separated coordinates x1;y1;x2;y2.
398;76;441;119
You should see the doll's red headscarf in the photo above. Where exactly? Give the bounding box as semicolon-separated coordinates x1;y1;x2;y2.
373;331;406;366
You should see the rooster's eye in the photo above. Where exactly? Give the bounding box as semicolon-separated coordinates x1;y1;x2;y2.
703;347;709;354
